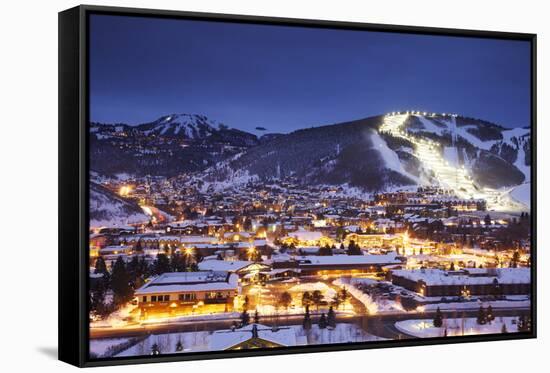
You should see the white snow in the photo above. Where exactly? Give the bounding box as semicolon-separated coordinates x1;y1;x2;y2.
116;331;211;356
89;338;131;357
333;278;406;314
289;282;337;302
297;253;403;267
291;323;385;345
110;323;384;357
391;268;531;286
510;183;531;209
395;317;520;338
418;299;531;312
210;323;299;350
514;146;530;182
371;131;419;183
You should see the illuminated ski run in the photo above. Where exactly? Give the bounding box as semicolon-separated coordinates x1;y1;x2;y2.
380;112;525;212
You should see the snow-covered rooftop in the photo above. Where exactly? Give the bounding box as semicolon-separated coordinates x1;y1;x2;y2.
210;324;298;350
391;268;530;286
135;271;238;295
198;260;254;272
297;253;403;266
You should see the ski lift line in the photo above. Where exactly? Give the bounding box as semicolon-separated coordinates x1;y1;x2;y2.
380;113;524;211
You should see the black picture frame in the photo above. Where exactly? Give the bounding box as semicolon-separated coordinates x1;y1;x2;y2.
59;4;537;368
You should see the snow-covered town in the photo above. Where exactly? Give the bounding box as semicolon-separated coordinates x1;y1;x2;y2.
88;148;532;357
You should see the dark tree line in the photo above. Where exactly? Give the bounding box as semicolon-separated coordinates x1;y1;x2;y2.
90;252;200;318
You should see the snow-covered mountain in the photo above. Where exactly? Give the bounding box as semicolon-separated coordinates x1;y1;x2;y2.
89;182;150;228
189;112;531;208
90;111;530;209
190;115;417;193
90;114;260;177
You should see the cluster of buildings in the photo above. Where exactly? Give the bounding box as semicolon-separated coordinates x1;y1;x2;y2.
90;178;531;319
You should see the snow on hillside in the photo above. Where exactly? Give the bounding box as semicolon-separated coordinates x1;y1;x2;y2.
142;114;217;138
510;183;531;209
371;131;420;183
90;183;149;228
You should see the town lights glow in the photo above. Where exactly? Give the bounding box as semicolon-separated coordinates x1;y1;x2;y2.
118;185;133;197
379;113;525;211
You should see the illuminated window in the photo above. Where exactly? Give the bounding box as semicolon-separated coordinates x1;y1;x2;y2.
151;295;157;302
142;296;147;302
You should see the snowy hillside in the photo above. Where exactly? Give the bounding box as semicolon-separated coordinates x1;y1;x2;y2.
189;116;418;193
89;182;149;228
188;111;530;210
90;114;259;177
380;112;530;210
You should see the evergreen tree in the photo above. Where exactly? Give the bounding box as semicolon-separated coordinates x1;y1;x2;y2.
477;306;487;325
510;251;521;268
327;306;336;328
151;343;160;355
486;305;494;322
254;309;260;324
111;256;133;305
347;240;362;255
94;256;109;277
240;310;250;327
433;307;443;328
90;278;106;316
319;313;327;329
153;253;171;275
484;214;492;226
303;305;312;330
175;340;184;351
127;255;140;282
501;323;508;334
170;253;186;272
318;245;333;256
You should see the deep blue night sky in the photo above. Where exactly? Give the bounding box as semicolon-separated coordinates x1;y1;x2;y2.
89;14;531;132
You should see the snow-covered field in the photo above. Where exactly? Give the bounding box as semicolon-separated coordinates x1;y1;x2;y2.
90;323;383;357
395;317;519;338
289;282;337;301
292;323;385;345
115;331;211;356
89;338;131;358
333;278;406;314
91;303;138;328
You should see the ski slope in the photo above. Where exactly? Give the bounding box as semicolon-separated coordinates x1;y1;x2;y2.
380;113;526;211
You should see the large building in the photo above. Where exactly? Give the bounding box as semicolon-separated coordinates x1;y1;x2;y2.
295;253;405;275
344;233;403;248
135;271;239;318
391;268;531;297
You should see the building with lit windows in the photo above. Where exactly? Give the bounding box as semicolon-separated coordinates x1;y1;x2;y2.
135;271;239;318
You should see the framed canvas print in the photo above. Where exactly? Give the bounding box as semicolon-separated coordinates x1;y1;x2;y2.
58;5;536;367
